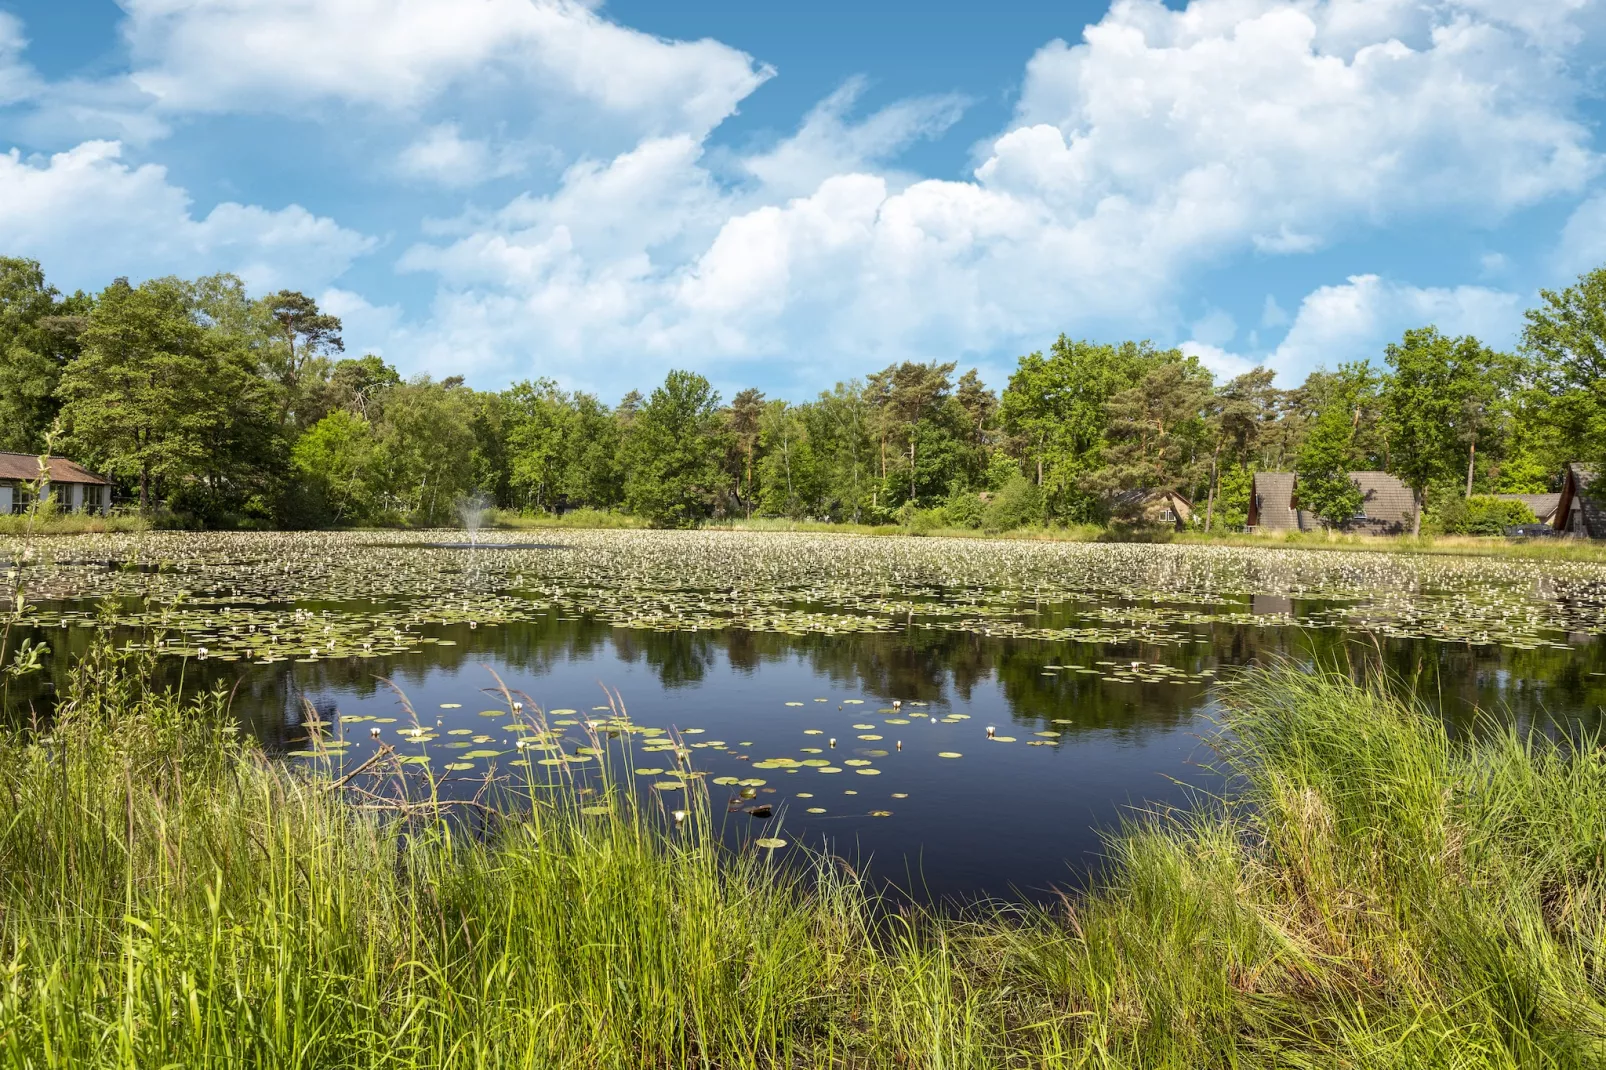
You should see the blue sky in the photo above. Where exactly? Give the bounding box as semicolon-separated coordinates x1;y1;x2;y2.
1;0;1604;402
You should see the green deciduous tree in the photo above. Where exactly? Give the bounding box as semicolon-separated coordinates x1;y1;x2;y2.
372;378;479;526
726;388;765;517
624;371;726;527
998;337;1155;521
59;277;272;514
1522;266;1606;475
1296;406;1364;527
291;409;381;525
0;258;90;453
1383;328;1504;536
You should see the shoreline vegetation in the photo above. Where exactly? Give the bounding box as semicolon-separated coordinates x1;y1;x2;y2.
3;652;1603;1066
5;256;1605;537
11;506;1606;563
479;508;1606;562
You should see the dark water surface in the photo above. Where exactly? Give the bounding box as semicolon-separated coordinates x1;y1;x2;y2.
8;532;1606;903
18;607;1606;903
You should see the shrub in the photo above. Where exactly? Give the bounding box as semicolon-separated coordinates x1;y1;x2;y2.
1434;495;1536;535
982;474;1045;532
941;486;986;529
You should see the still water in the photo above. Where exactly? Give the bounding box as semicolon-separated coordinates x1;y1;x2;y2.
8;532;1606;903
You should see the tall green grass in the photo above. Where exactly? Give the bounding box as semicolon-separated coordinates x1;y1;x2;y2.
2;654;1602;1067
0;510;148;536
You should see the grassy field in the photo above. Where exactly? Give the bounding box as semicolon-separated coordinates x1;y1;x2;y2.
2;648;1603;1067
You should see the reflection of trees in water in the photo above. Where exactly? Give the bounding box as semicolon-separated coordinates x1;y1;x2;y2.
12;608;1606;755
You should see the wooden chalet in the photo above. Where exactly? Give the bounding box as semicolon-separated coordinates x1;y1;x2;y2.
1111;488;1193;531
1248;470;1414;535
1555;464;1603;538
1494;493;1562;527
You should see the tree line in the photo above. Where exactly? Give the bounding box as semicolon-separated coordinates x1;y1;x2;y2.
2;256;1603;532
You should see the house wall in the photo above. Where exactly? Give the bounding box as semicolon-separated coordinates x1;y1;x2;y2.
0;486;10;514
70;483;84;512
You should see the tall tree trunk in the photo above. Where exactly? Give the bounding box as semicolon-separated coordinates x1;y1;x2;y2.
1411;489;1422;537
1465;432;1476;499
909;438;916;503
1205;449;1219;532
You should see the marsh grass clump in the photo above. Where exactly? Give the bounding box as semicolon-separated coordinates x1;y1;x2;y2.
2;654;1605;1067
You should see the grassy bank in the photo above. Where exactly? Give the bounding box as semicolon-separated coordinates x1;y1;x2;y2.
0;510;148;535
3;655;1603;1067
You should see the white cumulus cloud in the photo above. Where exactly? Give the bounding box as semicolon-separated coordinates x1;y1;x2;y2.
121;0;772;139
0;12;39;107
0;141;375;293
383;0;1599;393
1187;274;1526;383
397;123;528;187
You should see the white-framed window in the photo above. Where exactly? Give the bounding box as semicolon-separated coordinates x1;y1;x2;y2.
1160;508;1176;523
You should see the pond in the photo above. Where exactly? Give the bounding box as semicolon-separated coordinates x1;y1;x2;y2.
6;531;1606;902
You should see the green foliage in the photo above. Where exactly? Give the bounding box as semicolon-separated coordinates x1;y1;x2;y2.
6;650;1605;1065
1384;327;1514;533
1523;266;1606;475
1087;355;1213;518
13;252;1606;537
374;378;481;526
941;485;986;529
624;370;727;527
59;276;278;520
982;473;1045;531
1431;495;1538;535
999;336;1158;521
1212;463;1253;530
0;257;89;453
1296;406;1364;526
291;409;381;525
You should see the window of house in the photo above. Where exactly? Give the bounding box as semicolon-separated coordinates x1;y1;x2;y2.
1160;508;1176;523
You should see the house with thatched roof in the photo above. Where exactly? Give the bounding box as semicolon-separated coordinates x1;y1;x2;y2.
1247;470;1414;535
1111;488;1193;531
1247;472;1298;531
1345;472;1415;535
1555;464;1603;538
0;453;111;515
1494;493;1561;527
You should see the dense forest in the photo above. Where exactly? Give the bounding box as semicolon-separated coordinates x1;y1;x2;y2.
2;256;1603;532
